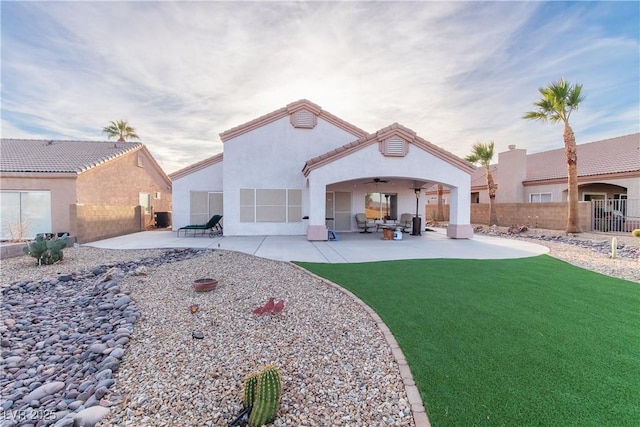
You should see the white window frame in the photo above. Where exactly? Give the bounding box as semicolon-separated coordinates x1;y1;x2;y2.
529;192;552;203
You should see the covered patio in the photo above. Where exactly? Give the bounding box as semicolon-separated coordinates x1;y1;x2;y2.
302;123;475;241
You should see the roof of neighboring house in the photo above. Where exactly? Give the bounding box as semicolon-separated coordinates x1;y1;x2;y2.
469;133;640;186
219;99;368;142
169;152;223;181
525;133;639;182
303;122;475;177
0;139;144;173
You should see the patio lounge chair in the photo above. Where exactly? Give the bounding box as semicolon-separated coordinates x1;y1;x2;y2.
177;214;223;237
399;213;413;232
355;213;376;233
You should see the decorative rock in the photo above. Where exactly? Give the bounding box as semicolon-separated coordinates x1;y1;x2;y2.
114;296;130;309
73;405;110;427
22;381;65;403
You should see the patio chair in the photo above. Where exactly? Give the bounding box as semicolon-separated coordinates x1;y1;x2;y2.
355;213;376;233
177;214;223;237
399;213;413;233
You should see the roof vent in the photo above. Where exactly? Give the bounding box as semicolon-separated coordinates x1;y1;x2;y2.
508;144;516;150
290;108;317;129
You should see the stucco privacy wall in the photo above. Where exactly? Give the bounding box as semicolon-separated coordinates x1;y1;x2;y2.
71;204;143;243
1;174;77;236
221;115;362;236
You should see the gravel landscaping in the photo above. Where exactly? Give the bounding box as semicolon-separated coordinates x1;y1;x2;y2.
1;230;638;426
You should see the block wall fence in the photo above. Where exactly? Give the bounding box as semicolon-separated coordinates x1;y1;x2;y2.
70;204;145;244
426;202;592;231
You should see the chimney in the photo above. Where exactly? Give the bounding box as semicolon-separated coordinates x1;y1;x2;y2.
498;145;527;202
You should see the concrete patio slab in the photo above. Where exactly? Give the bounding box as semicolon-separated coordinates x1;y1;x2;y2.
84;228;549;263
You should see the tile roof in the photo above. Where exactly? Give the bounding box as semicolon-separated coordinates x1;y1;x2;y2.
525;133;639;181
470;133;640;185
0;139;143;173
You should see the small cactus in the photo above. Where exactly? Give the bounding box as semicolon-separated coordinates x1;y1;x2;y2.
243;372;258;409
248;365;281;427
23;234;68;265
632;229;640;238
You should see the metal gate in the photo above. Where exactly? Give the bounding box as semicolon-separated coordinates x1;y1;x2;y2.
591;199;639;232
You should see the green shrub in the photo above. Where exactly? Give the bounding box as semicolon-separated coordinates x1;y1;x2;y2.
632;229;640;238
23;234;68;265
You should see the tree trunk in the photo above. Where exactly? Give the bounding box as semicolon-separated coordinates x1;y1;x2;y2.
486;170;498;226
436;185;444;221
564;123;580;233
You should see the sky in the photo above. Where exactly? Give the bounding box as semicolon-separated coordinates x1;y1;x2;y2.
1;1;638;175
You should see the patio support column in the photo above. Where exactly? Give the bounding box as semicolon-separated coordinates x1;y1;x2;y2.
447;185;474;239
306;180;328;241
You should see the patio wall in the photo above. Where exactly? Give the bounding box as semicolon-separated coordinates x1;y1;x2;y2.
426;202;591;231
70;204;144;244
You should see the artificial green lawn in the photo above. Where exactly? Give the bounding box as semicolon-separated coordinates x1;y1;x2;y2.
296;255;640;427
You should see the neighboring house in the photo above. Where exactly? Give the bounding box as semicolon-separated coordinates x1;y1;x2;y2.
0;139;172;243
170;99;475;241
426;133;640;229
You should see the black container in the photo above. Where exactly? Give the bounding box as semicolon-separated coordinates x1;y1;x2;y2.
155;212;172;228
411;216;422;236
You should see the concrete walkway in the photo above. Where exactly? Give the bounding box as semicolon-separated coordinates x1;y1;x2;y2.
85;228;549;263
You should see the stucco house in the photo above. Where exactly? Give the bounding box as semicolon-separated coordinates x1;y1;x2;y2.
426;133;640;230
170;99;475;241
0;139;172;243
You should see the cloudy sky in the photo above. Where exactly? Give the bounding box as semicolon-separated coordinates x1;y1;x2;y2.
2;1;638;174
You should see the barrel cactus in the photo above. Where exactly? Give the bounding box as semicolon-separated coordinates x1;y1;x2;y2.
632;229;640;238
23;234;68;265
243;372;258;409
247;365;281;427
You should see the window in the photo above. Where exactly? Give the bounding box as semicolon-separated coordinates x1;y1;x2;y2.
0;191;52;240
240;189;302;222
137;153;144;167
139;193;151;214
365;193;397;220
529;193;552;203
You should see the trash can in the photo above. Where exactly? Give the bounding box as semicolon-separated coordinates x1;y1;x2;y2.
155;212;172;228
411;216;422;236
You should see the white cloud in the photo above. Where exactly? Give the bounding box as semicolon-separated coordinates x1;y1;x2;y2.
1;1;638;173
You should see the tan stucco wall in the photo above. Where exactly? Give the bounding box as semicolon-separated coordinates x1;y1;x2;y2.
0;174;77;235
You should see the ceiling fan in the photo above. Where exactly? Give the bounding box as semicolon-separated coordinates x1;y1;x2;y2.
364;177;390;184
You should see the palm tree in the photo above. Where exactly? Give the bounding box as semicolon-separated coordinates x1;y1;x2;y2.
102;120;140;142
465;141;498;226
523;78;585;233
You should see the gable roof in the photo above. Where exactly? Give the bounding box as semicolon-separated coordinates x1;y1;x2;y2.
302;122;475;177
0;139;144;173
219;99;368;142
169;152;223;180
469;133;640;186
